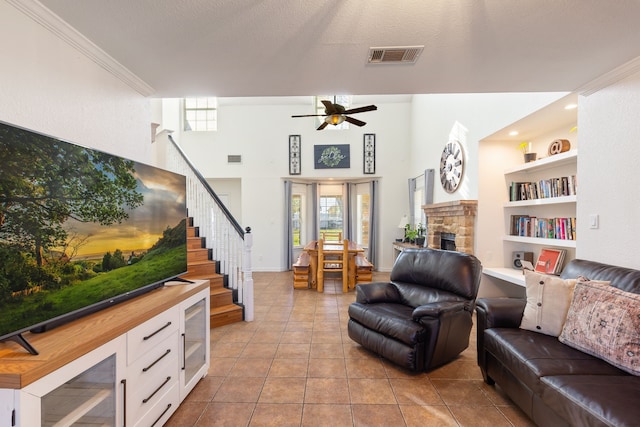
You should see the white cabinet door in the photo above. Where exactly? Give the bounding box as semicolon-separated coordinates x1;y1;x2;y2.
179;288;210;401
18;336;126;427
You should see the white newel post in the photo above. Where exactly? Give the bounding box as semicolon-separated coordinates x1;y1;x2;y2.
243;227;254;321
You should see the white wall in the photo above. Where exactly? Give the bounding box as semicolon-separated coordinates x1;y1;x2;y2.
0;1;151;163
160;93;578;272
8;0;637;273
408;93;573;204
167;96;413;271
577;69;640;269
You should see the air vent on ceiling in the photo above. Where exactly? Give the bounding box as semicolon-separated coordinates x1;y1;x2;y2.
228;155;242;164
368;46;424;64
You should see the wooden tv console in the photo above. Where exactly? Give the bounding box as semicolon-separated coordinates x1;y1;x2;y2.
0;280;210;427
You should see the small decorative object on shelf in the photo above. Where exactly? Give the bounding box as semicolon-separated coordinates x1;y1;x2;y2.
289;135;301;175
535;248;566;275
548;139;571;156
519;141;537;163
363;134;375;174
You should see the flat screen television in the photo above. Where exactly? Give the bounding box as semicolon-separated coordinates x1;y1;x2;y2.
0;121;188;354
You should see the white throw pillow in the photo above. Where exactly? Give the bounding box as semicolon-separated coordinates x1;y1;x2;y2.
519;270;577;336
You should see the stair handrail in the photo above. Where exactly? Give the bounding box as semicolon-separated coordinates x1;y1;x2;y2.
168;134;245;238
154;131;253;321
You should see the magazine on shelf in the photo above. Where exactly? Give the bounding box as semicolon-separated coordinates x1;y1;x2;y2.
535;248;566;275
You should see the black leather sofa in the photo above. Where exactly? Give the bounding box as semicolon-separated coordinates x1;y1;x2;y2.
476;259;640;427
348;248;482;371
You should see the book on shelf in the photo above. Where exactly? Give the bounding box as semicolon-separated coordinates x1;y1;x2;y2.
535;248;566;275
509;215;576;240
508;176;576;202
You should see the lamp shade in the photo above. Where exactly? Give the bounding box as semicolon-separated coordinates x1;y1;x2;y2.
398;215;409;228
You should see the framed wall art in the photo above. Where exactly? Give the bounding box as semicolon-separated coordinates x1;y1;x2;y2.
289;135;301;175
363;134;375;174
314;144;350;169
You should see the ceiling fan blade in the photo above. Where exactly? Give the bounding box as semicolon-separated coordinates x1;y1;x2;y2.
345;116;366;127
343;105;377;115
321;100;338;115
292;114;326;118
317;121;329;130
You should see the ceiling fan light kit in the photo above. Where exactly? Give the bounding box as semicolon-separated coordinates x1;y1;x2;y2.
292;99;377;130
325;114;345;125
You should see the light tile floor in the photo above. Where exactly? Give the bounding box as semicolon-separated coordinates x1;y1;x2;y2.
166;271;535;427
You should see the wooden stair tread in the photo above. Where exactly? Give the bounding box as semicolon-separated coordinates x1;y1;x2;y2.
183;274;222;280
186;217;243;327
187;260;218;267
211;304;243;314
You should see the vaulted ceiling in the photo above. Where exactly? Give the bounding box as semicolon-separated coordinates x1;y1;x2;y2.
36;0;640;98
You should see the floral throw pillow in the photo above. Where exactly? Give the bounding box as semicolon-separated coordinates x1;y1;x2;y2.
559;279;640;376
520;270;577;336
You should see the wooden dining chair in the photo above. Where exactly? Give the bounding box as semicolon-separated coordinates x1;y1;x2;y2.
317;239;349;292
320;231;343;242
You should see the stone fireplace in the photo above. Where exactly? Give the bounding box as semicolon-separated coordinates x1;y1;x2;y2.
422;200;477;255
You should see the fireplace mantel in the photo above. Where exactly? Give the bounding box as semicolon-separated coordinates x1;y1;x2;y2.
422;200;477;255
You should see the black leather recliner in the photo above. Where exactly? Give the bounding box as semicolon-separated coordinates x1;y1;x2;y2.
347;248;482;371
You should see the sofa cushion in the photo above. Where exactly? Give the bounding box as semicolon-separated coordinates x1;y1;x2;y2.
559;279;640;375
520;271;577;336
541;375;640;427
484;328;624;394
348;302;426;346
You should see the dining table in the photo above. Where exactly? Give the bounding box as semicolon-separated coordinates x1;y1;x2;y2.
303;240;364;292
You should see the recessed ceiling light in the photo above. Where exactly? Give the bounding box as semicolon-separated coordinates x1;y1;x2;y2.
509;131;519;136
564;103;577;110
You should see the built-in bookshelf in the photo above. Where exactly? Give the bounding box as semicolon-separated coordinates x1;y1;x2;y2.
490;150;577;285
477;93;578;288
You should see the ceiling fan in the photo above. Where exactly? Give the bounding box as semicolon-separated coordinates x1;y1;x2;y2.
292;100;377;130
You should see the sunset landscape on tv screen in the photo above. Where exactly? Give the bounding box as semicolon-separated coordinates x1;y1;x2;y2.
0;121;187;347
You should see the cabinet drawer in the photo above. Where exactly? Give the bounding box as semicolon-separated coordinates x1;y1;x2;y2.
127;332;179;423
133;382;179;427
127;306;179;364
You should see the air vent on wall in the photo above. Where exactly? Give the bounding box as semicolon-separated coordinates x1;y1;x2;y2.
228;155;242;164
368;46;424;64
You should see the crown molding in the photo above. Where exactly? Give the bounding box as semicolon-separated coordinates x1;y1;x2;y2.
578;55;640;97
8;0;155;97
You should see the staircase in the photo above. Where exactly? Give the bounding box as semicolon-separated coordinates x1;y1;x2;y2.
181;219;243;328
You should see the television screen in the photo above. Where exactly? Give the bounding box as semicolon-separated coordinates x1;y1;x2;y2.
0;121;187;354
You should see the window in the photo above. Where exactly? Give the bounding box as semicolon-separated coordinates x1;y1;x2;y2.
413;186;425;229
356;192;370;247
319;184;344;236
184;97;217;131
315;95;351;130
291;183;308;248
292;194;303;246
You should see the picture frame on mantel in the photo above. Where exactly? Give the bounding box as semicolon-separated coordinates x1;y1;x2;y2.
363;134;375;174
289;135;301;175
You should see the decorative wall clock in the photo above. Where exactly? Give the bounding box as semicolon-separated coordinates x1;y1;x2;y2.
439;140;464;193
